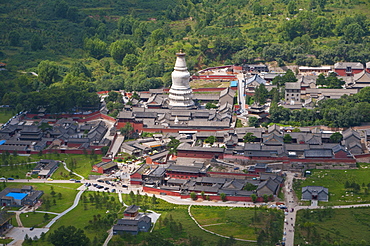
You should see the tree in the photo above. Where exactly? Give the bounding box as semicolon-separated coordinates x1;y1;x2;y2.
243;132;256;143
167;137;180;155
55;1;69;18
330;132;343;143
120;122;134;139
262;194;269;203
9;31;20;46
84;38;107;59
48;225;90;246
38;60;59;86
252;2;263;15
287;0;297;14
244;182;257;191
251;194;257;203
151;194;157;205
254;84;268;104
344;23;365;43
220;193;227;202
31;34;43;51
101;146;109;155
123;54;139;71
190;192;197;201
204;135;216;145
248;117;259;127
200;39;209;53
283;134;292;143
110;40;137;64
205;102;218;109
44;213;50;221
201;191;206;199
150;29;166;45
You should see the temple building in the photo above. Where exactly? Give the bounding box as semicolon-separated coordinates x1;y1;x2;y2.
168;51;196;109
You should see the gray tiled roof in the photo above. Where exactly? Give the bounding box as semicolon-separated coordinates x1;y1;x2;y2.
334;62;364;69
304;149;332;158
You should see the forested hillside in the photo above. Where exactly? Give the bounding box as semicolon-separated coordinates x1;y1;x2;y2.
1;0;370;113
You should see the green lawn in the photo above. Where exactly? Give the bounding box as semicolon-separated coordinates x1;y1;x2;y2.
0;239;13;245
20;212;57;228
40;153;102;179
45;191;122;245
4;183;80;213
293;165;370;206
17;191;281;246
0;153;101;180
0;108;14;123
295;207;370;245
191;206;283;241
0;160;37;179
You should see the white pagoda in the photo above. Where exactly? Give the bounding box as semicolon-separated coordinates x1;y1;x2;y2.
168;51;195;109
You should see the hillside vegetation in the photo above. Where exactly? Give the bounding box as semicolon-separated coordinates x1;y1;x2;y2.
1;0;370;113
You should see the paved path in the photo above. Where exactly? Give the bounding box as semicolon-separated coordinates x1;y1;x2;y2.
15;211;23;227
282;172;297;246
188;205;257;243
62;162;84;180
45;189;84;228
102;228;113;246
109;134;125;158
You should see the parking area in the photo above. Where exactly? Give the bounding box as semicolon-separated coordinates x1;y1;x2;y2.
6;227;49;245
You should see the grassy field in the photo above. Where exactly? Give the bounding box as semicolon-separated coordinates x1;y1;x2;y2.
14;191;283;246
0;239;13;245
0;108;14;123
0;153;102;180
39;153;102;179
0;160;37;179
45;191;122;245
20;212;57;228
191;206;260;241
293;165;370;206
4;182;80;213
295;207;370;245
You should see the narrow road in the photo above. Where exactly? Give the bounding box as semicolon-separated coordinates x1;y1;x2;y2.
14;212;23;227
45;189;84;228
102;228;113;246
62;162;85;180
283;172;297;246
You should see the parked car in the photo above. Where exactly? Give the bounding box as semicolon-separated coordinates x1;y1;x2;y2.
104;187;109;190
97;180;104;183
0;177;6;181
7;178;14;180
69;179;76;181
47;178;53;181
30;227;34;231
122;185;128;188
75;180;81;183
111;189;116;193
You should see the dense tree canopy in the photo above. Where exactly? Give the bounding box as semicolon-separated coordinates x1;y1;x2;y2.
269;87;370;128
48;225;90;246
1;0;370;115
